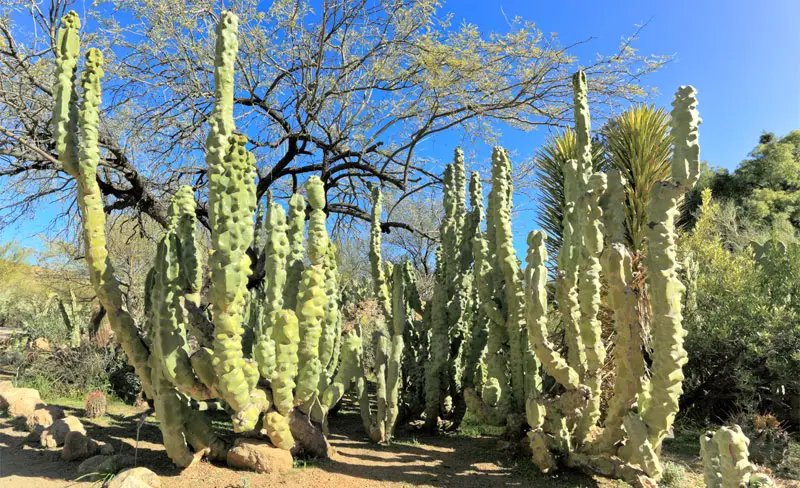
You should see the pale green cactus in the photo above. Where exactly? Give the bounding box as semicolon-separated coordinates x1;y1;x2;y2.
574;172;607;442
294;176;329;405
701;426;772;488
640;86;700;449
284;192;306;310
369;185;391;316
52;11;81;178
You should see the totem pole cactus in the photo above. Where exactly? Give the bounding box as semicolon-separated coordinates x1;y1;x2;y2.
54;10;348;469
424;149;480;431
360;186;412;442
520;73;702;486
700;426;774;488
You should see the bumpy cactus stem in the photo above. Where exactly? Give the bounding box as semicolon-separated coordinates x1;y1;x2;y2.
385;263;406;438
320;330;363;412
293;176;329;405
254;199;288;380
701;426;772;488
70;43;153;398
640;86;700;449
491;147;527;412
369;186;392;316
52;11;81;178
574;172;607;442
284;193;306;310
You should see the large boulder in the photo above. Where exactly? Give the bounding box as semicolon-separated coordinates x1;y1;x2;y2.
0;387;44;417
41;415;86;448
77;454;135;478
0;380;13;393
226;438;293;474
25;405;65;432
107;467;161;488
62;431;113;461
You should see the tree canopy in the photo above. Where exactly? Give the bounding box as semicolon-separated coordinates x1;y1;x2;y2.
0;0;664;248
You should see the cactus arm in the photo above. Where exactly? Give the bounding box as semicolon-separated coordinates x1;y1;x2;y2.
254;200;288;380
574;173;607;442
640;86;700;447
598;244;646;450
294;176;329;404
284;193;306;310
319;243;340;379
71;46;153;398
714;426;754;488
525;231;581;389
385;263;406;439
271;309;300;415
52;11;81;178
263;408;295;451
369;186;392;315
491;147;527;411
150;369;195;467
472;228;510;415
423;249;449;429
320;330;363;411
151;232;213;401
700;431;723;488
374;333;389;441
209;132;265;432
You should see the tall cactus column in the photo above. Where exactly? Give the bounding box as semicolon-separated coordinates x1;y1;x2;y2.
70;43;153;398
207;12;266;433
294;176;329;405
640;86;701;450
491;147;528;413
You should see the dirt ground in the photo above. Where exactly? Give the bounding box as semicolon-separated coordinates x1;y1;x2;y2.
0;398;796;488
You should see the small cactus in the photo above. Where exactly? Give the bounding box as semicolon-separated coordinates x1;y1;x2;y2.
85;391;107;418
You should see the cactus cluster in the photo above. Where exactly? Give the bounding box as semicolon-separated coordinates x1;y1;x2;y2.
55;8;708;481
360;186;424;442
54;10;351;468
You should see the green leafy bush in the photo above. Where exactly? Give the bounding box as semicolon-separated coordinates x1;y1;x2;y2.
14;344;139;401
680;191;800;426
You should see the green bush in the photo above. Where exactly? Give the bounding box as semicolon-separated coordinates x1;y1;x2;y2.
14;344;139;401
680;191;800;426
659;462;687;488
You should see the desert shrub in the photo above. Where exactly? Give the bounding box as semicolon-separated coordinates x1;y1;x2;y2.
14;344;139;401
730;412;790;468
680;191;800;426
659;462;687;488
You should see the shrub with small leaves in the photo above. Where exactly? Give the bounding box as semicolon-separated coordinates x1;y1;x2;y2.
659;462;687;488
85;390;107;418
730;412;790;468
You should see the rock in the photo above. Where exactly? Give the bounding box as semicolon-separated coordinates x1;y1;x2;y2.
0;380;13;393
77;454;135;478
289;408;335;458
0;387;44;417
226;438;293;474
26;424;46;443
107;467;161;488
31;337;52;351
41;415;85;448
25;405;65;432
62;431;107;461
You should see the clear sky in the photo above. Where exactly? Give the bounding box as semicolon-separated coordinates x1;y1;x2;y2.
2;0;799;252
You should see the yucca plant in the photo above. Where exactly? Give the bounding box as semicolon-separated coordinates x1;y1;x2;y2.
533;129;605;257
602;104;672;253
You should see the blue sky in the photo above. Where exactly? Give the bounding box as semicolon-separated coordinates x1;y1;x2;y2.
2;0;799;253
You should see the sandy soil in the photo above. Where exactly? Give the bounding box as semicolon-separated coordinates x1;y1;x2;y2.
0;398;796;488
